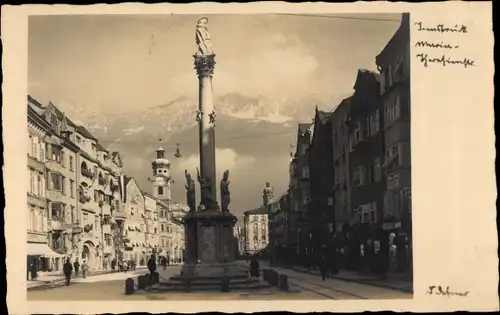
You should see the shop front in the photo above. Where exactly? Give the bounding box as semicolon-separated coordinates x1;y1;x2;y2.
27;242;66;276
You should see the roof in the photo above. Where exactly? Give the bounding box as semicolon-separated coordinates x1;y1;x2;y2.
76;125;98;141
353;69;383;91
47;101;77;127
244;206;268;216
316;110;331;125
96;142;108;152
375;13;409;66
298;123;312;136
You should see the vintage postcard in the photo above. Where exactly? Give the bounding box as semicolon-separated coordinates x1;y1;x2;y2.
2;1;497;313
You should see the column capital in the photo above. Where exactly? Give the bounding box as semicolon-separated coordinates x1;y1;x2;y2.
194;54;216;77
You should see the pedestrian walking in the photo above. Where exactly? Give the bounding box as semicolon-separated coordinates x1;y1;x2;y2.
73;259;80;277
82;260;89;278
63;258;73;286
147;255;157;282
30;261;38;281
122;260;128;273
320;245;328;281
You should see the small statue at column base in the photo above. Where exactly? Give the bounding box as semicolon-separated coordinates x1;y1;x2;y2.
220;170;231;212
197;167;217;210
185;169;196;213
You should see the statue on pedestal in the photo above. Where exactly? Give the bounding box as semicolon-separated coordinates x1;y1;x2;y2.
195;17;213;56
197;167;215;210
185;170;196;213
263;181;274;207
220;170;231;212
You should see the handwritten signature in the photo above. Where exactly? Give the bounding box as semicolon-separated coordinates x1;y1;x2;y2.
427;285;470;297
415;53;475;68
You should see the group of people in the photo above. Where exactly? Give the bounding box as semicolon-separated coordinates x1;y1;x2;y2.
62;258;90;285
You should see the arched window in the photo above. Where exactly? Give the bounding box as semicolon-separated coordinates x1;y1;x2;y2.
158;186;164;195
81;161;88;174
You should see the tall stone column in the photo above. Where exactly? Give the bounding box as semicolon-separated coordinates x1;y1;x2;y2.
194;54;218;208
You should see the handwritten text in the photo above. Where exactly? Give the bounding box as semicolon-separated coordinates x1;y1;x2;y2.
414;21;474;69
415;22;468;34
416;53;475;68
427;285;470;297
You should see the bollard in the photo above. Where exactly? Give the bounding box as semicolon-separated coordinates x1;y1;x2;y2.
137;275;147;290
221;277;230;292
184;278;191;293
272;270;279;286
278;274;289;291
125;278;135;295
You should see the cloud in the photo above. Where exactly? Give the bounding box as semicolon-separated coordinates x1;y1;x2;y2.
176;148;255;177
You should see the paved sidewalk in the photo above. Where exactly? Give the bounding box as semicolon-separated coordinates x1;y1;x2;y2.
27;269;124;290
277;264;413;293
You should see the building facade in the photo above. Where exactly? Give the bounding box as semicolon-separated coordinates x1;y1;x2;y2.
122;176;147;265
157;200;171;262
375;13;412;273
349;70;385;227
27;98;59;274
309;109;334;249
331;98;352;237
288;123;313;261
26;96;126;272
143;193;160;258
171;217;185;263
243;207;269;255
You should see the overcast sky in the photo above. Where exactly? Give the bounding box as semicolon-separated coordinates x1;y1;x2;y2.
28;13;402;214
29;13;401;114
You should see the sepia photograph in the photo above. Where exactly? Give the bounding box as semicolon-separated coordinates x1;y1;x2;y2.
25;12;413;301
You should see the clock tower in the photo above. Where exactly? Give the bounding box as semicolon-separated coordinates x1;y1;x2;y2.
149;146;172;201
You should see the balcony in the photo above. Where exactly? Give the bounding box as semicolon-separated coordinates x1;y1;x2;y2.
113;211;126;221
104;245;113;254
81;168;93;179
103;224;112;235
101;203;111;216
27;155;45;172
46;160;65;173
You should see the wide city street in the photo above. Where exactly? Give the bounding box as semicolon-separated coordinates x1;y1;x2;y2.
27;263;411;301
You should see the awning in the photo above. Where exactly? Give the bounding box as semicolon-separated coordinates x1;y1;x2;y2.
27;243;65;258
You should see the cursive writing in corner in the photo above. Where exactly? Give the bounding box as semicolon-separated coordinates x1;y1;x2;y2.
427;285;470;297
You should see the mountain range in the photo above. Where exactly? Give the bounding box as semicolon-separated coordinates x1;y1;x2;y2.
57;92;338;217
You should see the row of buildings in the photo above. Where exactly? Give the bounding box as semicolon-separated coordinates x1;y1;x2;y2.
269;14;412;274
27;96;186;274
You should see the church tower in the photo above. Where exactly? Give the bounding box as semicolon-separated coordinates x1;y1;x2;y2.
150;146;172;201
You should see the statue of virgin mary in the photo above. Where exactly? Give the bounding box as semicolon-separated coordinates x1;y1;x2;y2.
195;17;213;56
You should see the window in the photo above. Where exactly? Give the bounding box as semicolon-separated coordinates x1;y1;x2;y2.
360;202;377;224
40;142;45;161
385;95;401;127
69;156;74;170
91;143;96;151
363;117;370;140
83;212;89;225
69;180;74;198
161;224;164;232
366;164;373;184
352;166;365;187
51;145;63;163
302;166;309;179
253;235;258;241
370;110;380;136
158;186;164;195
51;203;63;220
302;193;310;205
105;235;112;246
36;174;43;196
261;234;266;241
386;143;402;170
353;121;361;144
374;158;382;182
50;173;64;191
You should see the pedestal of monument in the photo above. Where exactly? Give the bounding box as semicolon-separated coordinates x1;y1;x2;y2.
150;210;267;292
